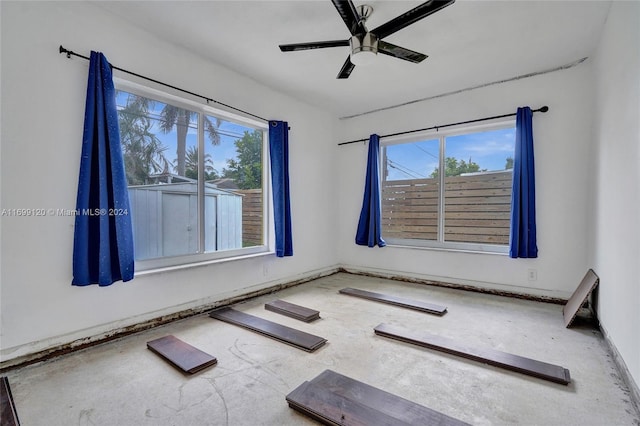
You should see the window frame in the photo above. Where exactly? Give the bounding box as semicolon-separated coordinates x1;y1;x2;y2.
381;120;515;254
114;78;271;272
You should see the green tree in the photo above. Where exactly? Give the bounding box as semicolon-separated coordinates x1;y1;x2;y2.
221;130;263;189
430;157;484;178
117;93;169;185
505;156;514;170
158;107;221;176
183;146;217;181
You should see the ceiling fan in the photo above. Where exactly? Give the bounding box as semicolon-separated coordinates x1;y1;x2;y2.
279;0;455;79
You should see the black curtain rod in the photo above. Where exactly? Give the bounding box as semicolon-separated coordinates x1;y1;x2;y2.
59;45;269;123
338;106;549;146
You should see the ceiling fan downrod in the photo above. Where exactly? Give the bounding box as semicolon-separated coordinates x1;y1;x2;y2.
350;4;378;64
356;4;374;27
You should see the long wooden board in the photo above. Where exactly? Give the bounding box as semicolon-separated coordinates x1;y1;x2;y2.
286;370;469;426
563;269;599;327
308;370;469;425
147;335;217;374
339;287;447;316
287;381;412;426
374;323;571;385
265;299;320;322
1;376;20;426
209;307;327;352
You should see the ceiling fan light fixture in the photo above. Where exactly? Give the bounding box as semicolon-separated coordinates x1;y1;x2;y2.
350;34;378;66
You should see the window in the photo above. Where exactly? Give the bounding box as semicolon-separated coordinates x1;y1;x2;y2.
115;80;269;270
381;123;515;253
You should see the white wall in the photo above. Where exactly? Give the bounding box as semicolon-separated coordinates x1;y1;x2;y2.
1;1;638;396
337;63;594;300
0;1;338;361
591;1;640;389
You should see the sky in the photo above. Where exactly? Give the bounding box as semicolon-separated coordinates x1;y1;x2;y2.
384;126;516;181
116;90;256;177
117;90;513;182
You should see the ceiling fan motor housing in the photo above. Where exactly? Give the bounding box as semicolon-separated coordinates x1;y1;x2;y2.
350;33;379;55
350;33;378;65
351;3;377;59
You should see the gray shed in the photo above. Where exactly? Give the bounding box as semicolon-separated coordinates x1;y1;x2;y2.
128;181;242;260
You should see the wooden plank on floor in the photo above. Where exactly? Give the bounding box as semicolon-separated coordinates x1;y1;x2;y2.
209;307;327;352
374;323;571;385
1;376;20;426
147;335;217;374
265;299;320;322
339;287;447;316
287;381;411;426
308;369;469;425
286;370;469;426
563;269;599;327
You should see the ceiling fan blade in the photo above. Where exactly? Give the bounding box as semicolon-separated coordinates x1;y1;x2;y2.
378;41;427;63
331;0;366;36
337;56;355;79
279;39;349;52
371;0;455;40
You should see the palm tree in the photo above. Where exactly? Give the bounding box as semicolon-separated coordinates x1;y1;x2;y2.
183;146;217;180
158;105;221;176
117;92;169;185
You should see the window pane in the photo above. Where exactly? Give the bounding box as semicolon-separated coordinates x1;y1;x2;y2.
443;128;515;245
382;139;440;241
115;85;269;269
204;116;263;251
117;90;199;260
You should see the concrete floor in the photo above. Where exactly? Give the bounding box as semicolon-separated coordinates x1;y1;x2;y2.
4;272;640;425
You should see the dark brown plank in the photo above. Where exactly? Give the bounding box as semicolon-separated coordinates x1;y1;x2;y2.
1;376;20;426
287;380;410;426
147;335;217;374
309;370;469;425
563;269;599;327
374;323;571;385
209;307;327;352
339;287;447;315
265;299;320;322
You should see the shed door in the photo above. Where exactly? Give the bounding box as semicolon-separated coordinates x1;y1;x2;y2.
162;193;198;256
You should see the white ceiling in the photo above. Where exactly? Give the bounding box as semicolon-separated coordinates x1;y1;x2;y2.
95;1;611;118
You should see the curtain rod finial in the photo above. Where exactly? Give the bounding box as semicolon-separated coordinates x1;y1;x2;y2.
540;106;549;112
59;45;72;58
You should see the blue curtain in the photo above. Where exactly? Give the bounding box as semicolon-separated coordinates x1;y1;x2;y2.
355;134;386;248
72;51;134;286
269;121;293;257
509;107;538;258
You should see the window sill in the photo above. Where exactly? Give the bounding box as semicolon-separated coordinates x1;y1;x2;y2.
134;249;274;277
384;241;510;256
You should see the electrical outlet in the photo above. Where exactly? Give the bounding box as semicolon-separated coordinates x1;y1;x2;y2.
528;268;537;281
